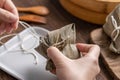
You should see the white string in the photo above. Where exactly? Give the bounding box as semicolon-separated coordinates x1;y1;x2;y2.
111;16;120;41
19;21;43;44
19;34;39;64
18;21;41;64
0;21;42;64
19;21;40;40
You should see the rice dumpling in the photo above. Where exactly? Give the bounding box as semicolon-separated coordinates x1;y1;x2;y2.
103;4;120;54
36;24;80;70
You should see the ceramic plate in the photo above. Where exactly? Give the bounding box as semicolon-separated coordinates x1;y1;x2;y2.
0;27;57;80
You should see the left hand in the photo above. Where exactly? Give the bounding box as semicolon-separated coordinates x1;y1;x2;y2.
0;0;19;34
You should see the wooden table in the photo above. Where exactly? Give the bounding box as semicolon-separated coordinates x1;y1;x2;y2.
0;0;113;80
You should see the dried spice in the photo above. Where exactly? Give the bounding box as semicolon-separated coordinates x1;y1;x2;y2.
103;4;120;54
36;24;80;70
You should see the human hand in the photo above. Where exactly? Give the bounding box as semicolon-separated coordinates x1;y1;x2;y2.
47;43;100;80
0;0;18;34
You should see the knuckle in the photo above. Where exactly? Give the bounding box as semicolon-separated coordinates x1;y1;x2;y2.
2;10;11;20
93;45;100;50
4;11;10;19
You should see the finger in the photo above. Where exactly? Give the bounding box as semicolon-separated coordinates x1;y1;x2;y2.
76;43;94;52
76;43;100;58
88;45;100;59
4;0;18;16
3;23;7;33
80;52;88;56
4;0;19;30
12;21;18;30
0;23;6;34
47;46;69;64
50;69;56;75
5;23;13;33
0;0;6;7
0;8;18;23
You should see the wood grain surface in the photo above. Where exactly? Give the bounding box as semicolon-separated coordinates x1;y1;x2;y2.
69;0;120;13
0;0;113;80
91;28;120;80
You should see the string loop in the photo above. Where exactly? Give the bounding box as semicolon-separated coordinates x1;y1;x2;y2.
0;21;42;64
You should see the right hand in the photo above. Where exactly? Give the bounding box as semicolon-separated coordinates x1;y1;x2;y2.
47;43;100;80
0;0;19;34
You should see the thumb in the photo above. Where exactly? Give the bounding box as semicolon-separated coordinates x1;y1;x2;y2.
0;8;18;23
47;46;68;64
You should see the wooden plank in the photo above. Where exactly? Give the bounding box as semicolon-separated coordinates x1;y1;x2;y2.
91;28;120;80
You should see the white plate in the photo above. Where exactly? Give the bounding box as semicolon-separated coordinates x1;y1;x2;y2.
0;27;57;80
